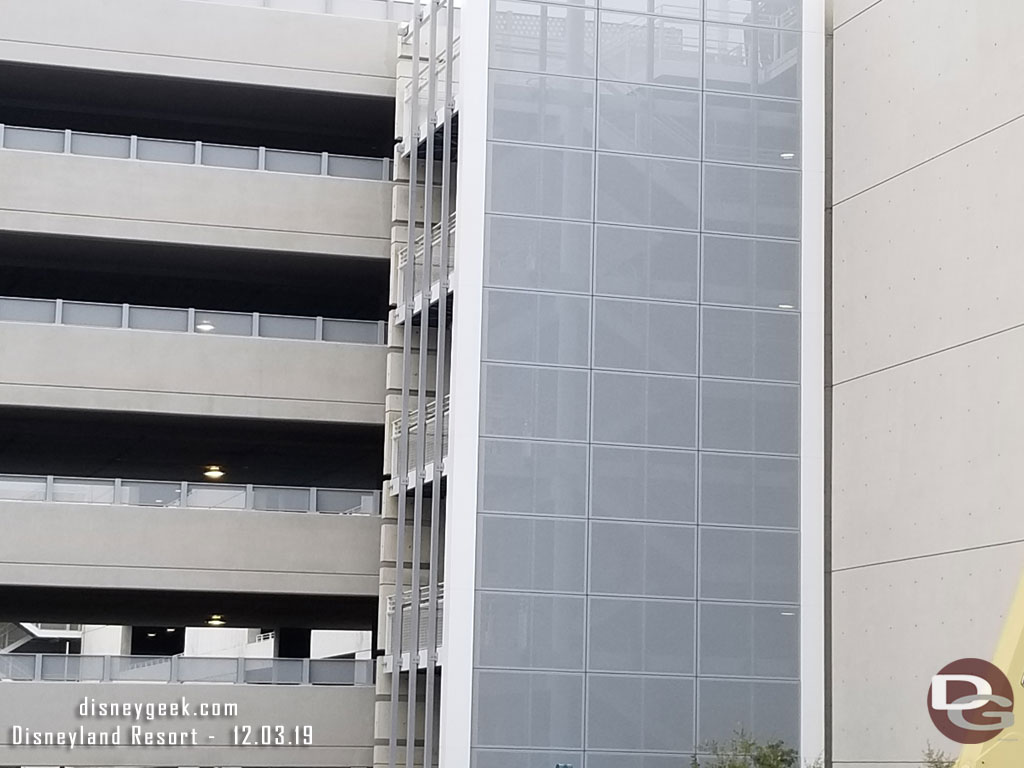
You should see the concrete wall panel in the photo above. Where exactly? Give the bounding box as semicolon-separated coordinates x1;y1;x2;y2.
0;501;382;596
0;0;397;97
0;323;386;424
0;151;391;258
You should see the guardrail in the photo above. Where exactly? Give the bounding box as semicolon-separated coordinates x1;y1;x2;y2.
0;475;380;516
385;583;444;656
391;395;450;478
0;654;373;685
396;213;456;308
0;124;391;181
0;296;385;345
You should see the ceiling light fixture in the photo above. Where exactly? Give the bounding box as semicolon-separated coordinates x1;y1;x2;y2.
207;614;226;626
166;628;176;633
780;611;796;616
778;304;795;309
147;632;156;637
196;320;216;332
204;465;225;480
780;152;795;160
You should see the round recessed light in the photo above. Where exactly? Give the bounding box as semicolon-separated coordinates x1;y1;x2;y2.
204;465;225;480
196;321;216;332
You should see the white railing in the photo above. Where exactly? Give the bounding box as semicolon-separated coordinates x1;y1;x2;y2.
391;394;450;478
0;124;391;181
0;296;385;345
0;475;380;516
396;213;457;308
401;34;461;155
0;654;374;685
385;583;444;656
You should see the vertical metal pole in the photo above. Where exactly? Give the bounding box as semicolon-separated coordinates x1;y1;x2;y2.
390;4;422;767
422;1;455;765
407;0;438;761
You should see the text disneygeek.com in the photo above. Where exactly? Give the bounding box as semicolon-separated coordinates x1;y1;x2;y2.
7;697;315;749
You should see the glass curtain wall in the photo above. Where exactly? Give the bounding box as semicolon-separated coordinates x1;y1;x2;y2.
473;0;802;763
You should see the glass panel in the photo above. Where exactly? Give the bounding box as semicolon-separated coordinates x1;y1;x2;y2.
593;298;698;374
176;657;238;682
477;514;586;593
40;655;104;681
61;302;122;328
699;527;799;601
588;597;695;673
491;1;597;77
699;602;799;677
701;307;800;382
252;485;311;512
596;153;699;229
475;750;585;768
244;657;304;684
3;127;64;152
474;670;584;748
590;520;696;597
309;659;359;684
484;289;591;367
0;654;36;680
484;215;593;294
700;453;799;528
594;225;699;301
316;489;376;515
704;22;801;99
327;155;385;179
322;319;380;343
475;592;585;670
0;475;46;501
52;478;115;504
70;132;131;159
489;71;596;149
590;445;695;522
598;12;700;88
109;656;172;681
603;0;699;17
128;306;189;332
697;678;799;745
598;83;700;159
703;163;800;239
588;754;695;768
264;149;322;174
592;371;697;448
120;481;181;507
705;93;800;167
193;310;253;336
700;379;799;454
587;674;695;751
488;143;594;220
201;144;259;169
482;364;590;441
186;483;247;509
702;234;800;309
704;0;801;28
136;138;195;164
480;439;589;517
259;314;317;340
0;297;57;323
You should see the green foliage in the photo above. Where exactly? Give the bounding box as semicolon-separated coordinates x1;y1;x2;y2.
699;730;800;768
922;744;955;768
